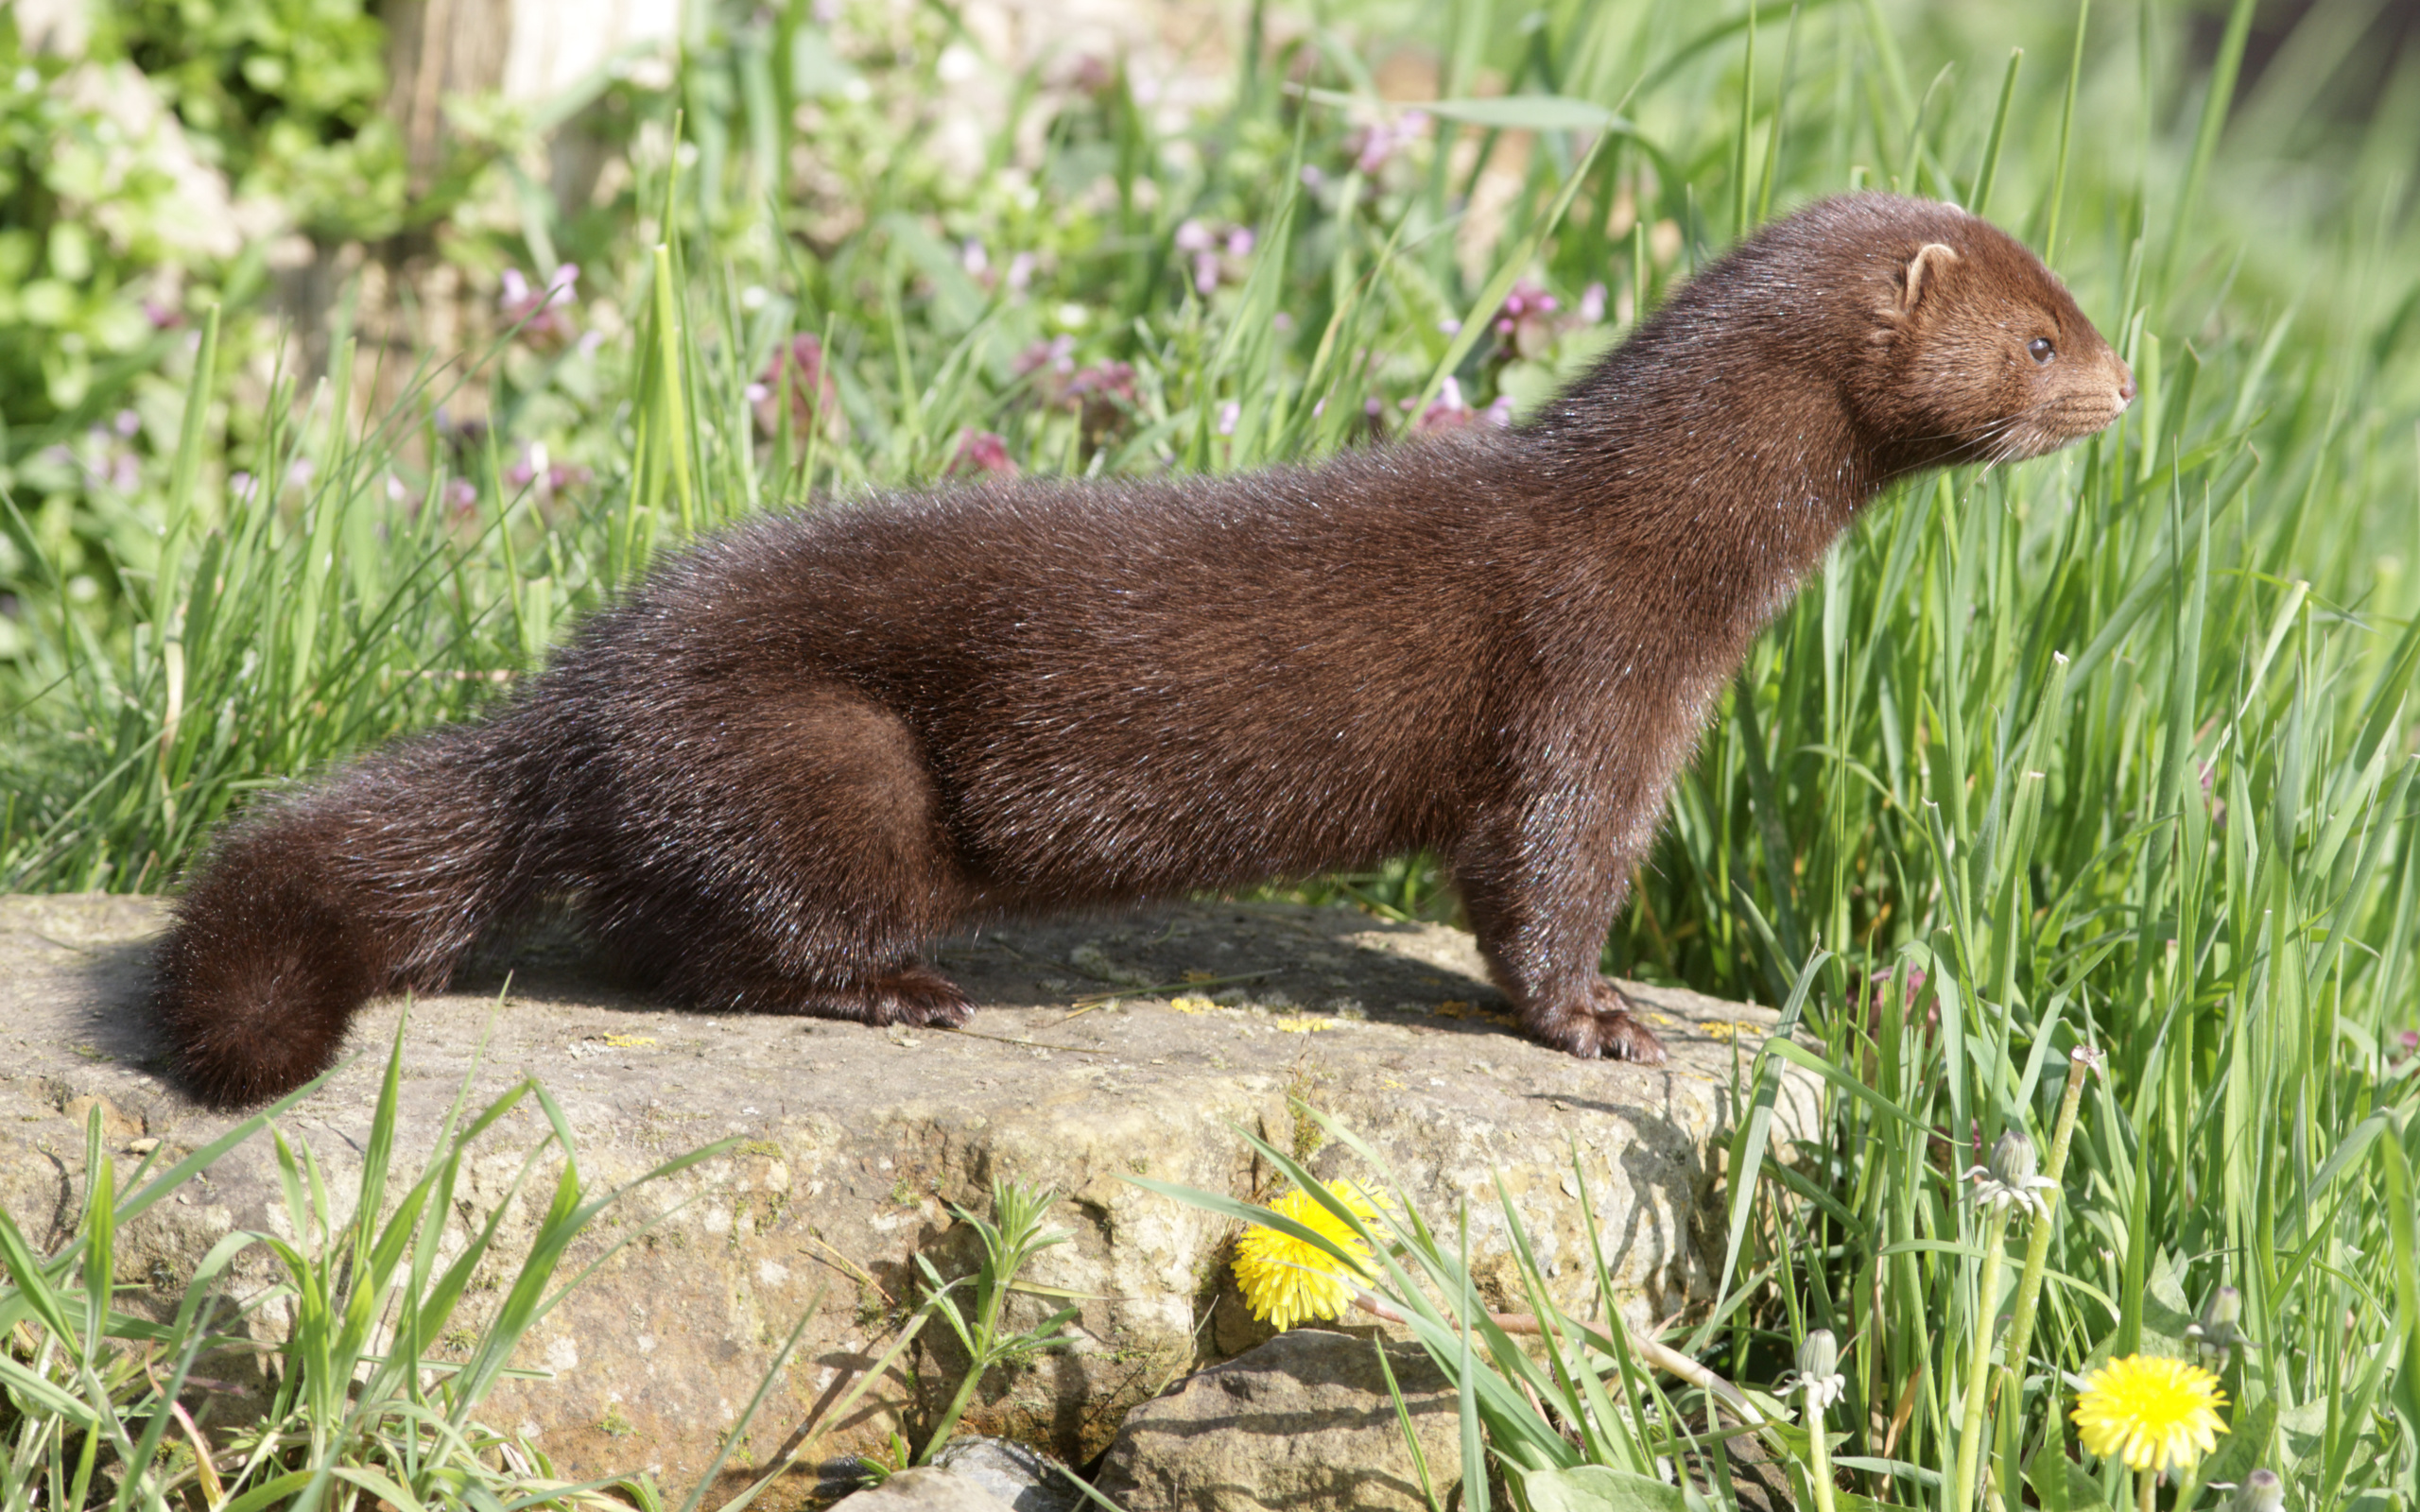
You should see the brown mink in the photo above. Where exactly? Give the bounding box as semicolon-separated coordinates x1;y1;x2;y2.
155;193;2134;1107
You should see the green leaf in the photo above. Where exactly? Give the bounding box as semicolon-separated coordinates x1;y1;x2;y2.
2024;1440;2098;1512
1520;1465;1688;1512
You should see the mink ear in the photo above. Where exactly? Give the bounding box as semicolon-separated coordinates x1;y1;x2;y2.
1894;242;1960;318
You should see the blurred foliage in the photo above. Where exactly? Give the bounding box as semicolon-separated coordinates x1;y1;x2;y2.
0;26;198;431
0;0;403;442
95;0;405;238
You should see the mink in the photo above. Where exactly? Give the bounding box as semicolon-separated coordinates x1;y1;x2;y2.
154;193;2135;1108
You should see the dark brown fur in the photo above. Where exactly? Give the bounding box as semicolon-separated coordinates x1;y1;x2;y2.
155;194;2133;1107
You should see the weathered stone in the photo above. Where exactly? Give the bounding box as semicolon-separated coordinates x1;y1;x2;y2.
1113;1335;1490;1509
1098;1330;1467;1512
931;1435;1080;1512
0;894;1814;1508
828;1467;1018;1511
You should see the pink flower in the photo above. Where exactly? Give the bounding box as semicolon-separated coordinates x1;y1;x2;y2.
1011;344;1135;447
1064;361;1134;404
949;429;1016;478
1064;360;1138;443
500;264;580;347
1862;966;1939;1037
1013;335;1077;380
751;334;845;441
1409;376;1476;434
1495;280;1564;360
1353;110;1428;174
1174;220;1254;294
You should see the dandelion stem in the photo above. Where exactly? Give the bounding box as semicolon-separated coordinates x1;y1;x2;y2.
1799;1341;1841;1512
1997;1050;2100;1397
1954;1204;2014;1512
1806;1400;1838;1512
1979;1050;2097;1511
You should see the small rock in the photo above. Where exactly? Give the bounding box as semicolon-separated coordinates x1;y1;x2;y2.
933;1435;1080;1512
1098;1330;1463;1512
61;1094;144;1145
827;1466;1019;1511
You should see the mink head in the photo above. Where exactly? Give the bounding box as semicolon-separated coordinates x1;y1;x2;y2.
1810;195;2135;471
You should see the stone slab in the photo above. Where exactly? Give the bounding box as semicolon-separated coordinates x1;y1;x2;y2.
1098;1330;1463;1512
0;893;1815;1506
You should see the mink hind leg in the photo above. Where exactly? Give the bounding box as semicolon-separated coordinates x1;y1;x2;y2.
571;685;978;1027
1453;816;1668;1065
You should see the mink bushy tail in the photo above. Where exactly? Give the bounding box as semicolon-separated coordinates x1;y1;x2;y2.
154;714;552;1108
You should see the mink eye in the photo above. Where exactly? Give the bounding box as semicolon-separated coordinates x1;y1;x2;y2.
2028;336;2056;364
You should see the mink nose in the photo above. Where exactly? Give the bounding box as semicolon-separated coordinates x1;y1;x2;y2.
2114;361;2136;407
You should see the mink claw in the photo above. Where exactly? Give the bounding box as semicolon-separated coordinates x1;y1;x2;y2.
1595;1011;1670;1065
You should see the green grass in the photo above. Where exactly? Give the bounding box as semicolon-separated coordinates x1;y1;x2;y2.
0;1022;760;1512
3;0;2418;1506
0;1030;1092;1509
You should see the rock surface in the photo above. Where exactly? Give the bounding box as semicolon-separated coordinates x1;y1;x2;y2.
0;893;1814;1507
1098;1330;1462;1512
930;1436;1080;1512
828;1467;1018;1511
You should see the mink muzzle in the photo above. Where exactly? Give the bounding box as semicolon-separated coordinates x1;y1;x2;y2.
153;192;2134;1108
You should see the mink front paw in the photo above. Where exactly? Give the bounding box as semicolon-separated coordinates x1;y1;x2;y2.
1589;1007;1668;1064
1528;980;1669;1064
1588;977;1668;1064
856;964;976;1028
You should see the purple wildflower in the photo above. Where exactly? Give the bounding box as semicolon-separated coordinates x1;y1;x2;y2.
949;428;1016;478
751;334;845;441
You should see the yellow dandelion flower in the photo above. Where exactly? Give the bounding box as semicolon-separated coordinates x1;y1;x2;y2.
1232;1180;1381;1330
2072;1355;2229;1472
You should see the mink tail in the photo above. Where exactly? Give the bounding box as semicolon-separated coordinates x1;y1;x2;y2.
154;714;549;1108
